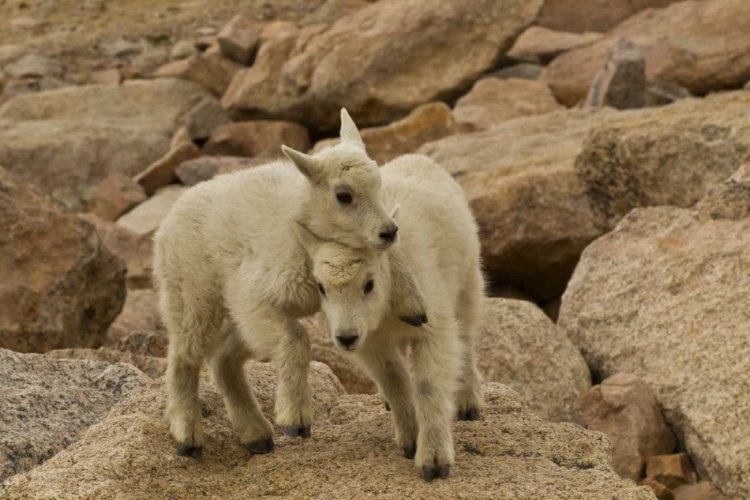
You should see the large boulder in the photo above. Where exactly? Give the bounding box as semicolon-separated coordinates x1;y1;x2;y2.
419;109;618;301
222;0;543;131
0;79;210;208
558;178;750;498
0;168;126;353
0;348;151;480
2;380;655;499
543;0;750;107
452;78;563;132
538;0;685;33
477;299;590;422
576;91;750;232
116;185;188;236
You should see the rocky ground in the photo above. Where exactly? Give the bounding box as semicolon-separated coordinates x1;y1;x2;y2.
1;0;749;498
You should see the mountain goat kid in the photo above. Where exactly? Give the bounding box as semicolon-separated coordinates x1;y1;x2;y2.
153;110;429;459
298;154;484;482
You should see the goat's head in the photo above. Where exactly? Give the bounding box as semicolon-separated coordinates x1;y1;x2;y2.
282;109;397;250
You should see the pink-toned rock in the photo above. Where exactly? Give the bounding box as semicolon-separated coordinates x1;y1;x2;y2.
538;0;688;34
218;14;261;65
0;168;126;353
87;173;146;221
203;120;310;158
310;102;457;164
116;185;188;236
453;78;562;132
301;0;372;25
583;37;646;110
78;213;153;290
579;373;676;481
134;142;201;195
508;27;603;64
113;330;168;358
106;289;162;344
222;0;543;130
190;53;243;96
543;0;750;107
45;347;167;379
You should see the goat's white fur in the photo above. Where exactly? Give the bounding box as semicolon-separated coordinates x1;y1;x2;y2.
153;110;421;454
301;154;485;479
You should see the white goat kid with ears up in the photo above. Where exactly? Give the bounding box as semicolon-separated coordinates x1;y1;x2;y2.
153;109;428;459
297;153;485;482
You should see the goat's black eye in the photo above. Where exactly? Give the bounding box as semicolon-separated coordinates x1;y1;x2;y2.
336;192;353;205
364;280;374;294
317;283;326;296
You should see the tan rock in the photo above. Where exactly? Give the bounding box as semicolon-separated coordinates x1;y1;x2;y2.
673;482;729;500
113;330;168;358
89;68;122;85
175;156;271;186
420;109;616;300
583;37;646;110
134;142;201;195
78;213;153;290
170;40;197;61
222;0;543;130
183;98;231;142
217;14;261;65
579;373;676;481
45;347;167;378
204;120;310;158
169;125;193;150
477;299;590;422
106;289;162;345
185;53;242;96
301;0;372;25
311;102;457;164
2;381;656;499
5;53;62;78
543;0;750;107
647;454;697;490
87;173;146;221
0;168;126;353
538;0;684;33
645;81;691;108
0;79;210;207
575;91;750;232
640;478;675;500
0;348;151;480
487;62;543;81
508;26;603;64
453;78;563;132
558;179;750;498
0;44;29;67
116;185;188;236
151;58;189;78
1;77;71;101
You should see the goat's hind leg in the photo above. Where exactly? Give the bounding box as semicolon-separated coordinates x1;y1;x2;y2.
209;321;275;454
455;272;484;421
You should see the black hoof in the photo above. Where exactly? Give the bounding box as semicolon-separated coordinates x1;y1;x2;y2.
421;464;450;482
403;442;416;460
244;437;275;455
438;464;450;478
457;408;481;421
176;443;202;459
283;425;311;438
384;402;391;412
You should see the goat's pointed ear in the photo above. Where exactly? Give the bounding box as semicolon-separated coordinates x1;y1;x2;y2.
340;108;364;148
282;145;320;182
388;244;428;328
294;221;324;254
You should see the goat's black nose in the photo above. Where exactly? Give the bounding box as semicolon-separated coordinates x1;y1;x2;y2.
336;334;359;349
379;225;399;243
